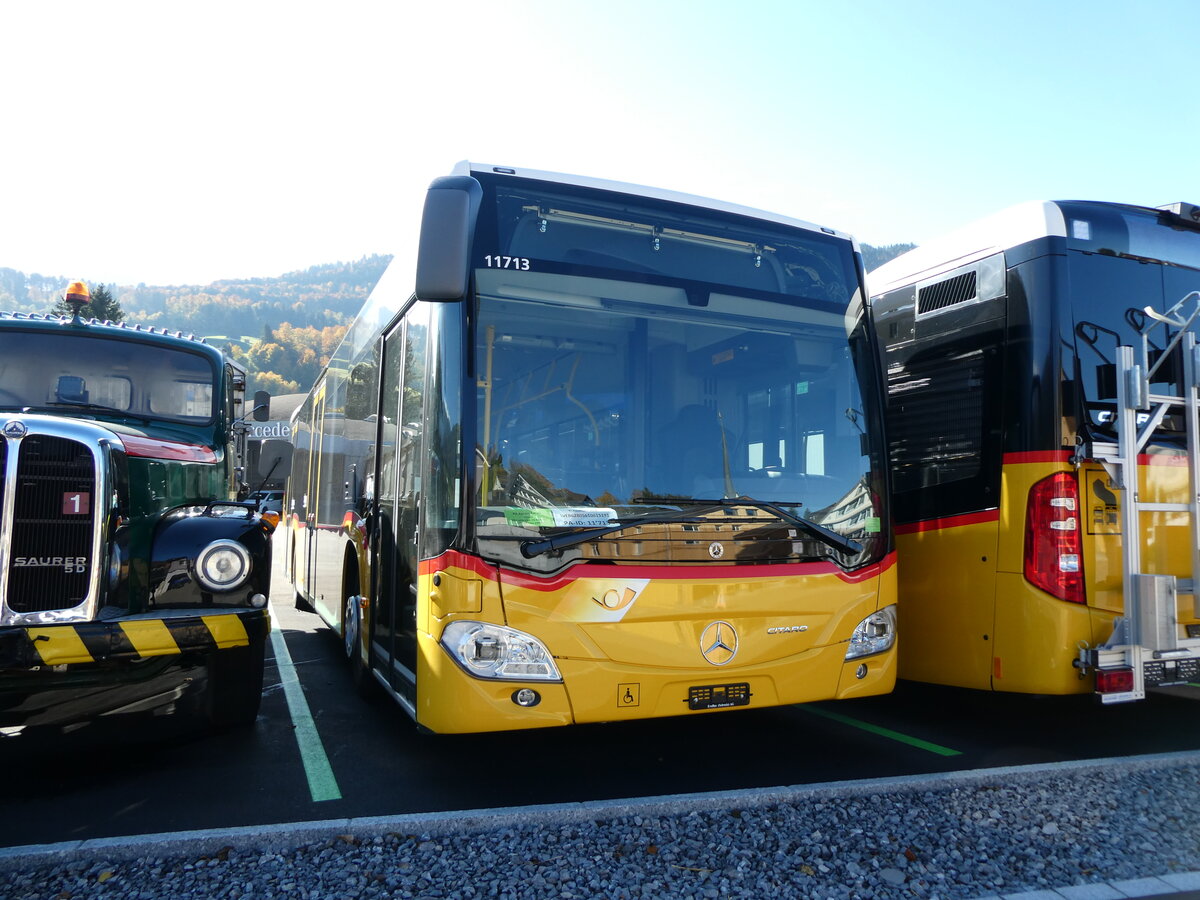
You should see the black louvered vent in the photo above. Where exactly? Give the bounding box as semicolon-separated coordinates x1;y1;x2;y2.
918;271;977;315
886;350;985;491
7;435;96;614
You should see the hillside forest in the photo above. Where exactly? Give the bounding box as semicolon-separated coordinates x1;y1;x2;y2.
0;243;913;400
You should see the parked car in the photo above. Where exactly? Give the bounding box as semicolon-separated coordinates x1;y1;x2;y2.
250;490;284;515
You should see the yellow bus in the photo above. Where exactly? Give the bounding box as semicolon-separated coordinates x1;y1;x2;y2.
286;163;897;733
868;200;1200;702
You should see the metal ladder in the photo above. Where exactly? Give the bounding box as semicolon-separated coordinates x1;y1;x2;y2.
1082;290;1200;702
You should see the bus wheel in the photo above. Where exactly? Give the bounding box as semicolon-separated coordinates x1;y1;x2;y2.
344;593;375;697
344;593;362;660
202;639;265;730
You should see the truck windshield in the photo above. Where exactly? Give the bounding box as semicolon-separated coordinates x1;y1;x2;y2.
0;331;216;424
471;174;884;567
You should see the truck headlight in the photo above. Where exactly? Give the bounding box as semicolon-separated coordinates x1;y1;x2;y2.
441;621;561;682
195;539;252;592
845;604;897;660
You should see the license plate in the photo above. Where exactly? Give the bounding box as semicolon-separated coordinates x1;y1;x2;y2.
1145;658;1200;687
687;682;751;710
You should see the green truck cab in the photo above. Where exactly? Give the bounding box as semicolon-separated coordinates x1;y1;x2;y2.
0;307;278;731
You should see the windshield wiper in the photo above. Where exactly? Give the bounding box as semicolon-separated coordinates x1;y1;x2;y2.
45;401;151;422
519;496;863;558
519;503;725;558
686;495;864;556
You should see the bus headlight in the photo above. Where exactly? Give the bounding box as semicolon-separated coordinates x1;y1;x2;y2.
195;539;252;592
845;604;897;660
441;621;562;682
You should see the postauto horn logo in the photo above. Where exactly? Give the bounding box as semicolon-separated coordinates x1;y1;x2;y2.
700;621;738;666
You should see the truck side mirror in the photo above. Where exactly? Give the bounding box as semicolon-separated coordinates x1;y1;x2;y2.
415;175;483;301
252;390;271;422
259;440;293;478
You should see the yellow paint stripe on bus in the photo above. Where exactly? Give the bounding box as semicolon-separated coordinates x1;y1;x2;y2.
201;614;251;648
118;619;179;657
26;627;93;665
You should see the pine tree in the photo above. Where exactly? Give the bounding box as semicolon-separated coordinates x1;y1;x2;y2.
50;283;125;321
87;284;124;322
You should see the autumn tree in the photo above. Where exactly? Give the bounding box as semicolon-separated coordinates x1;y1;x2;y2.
250;370;300;395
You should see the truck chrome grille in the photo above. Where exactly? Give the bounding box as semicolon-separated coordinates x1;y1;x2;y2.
0;416;107;625
7;435;97;613
0;440;6;531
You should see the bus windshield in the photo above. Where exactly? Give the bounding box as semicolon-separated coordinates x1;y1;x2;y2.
0;330;216;424
472;176;884;566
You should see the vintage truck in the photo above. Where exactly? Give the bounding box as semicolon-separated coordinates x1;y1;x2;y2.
0;284;280;731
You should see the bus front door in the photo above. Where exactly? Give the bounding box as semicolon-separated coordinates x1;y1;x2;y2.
304;381;327;608
373;317;422;708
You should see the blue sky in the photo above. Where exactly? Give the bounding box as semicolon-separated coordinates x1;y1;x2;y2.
2;0;1197;285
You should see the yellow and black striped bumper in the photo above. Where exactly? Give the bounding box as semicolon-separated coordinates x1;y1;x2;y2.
0;609;270;669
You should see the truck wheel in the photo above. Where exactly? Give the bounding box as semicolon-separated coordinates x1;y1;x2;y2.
203;639;265;730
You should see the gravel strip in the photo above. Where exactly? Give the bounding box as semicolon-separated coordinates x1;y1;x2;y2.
4;753;1199;900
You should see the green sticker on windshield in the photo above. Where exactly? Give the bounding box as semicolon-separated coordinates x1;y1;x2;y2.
504;507;556;527
865;517;881;534
503;506;617;528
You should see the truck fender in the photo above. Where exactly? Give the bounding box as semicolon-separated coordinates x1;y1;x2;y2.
149;504;274;609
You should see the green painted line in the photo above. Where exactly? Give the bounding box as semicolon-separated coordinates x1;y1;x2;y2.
268;605;343;802
802;704;962;757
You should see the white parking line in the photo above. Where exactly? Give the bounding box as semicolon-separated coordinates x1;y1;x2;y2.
268;602;342;802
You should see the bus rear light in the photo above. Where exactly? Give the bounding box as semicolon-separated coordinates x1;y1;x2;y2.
1024;472;1086;604
1095;667;1134;694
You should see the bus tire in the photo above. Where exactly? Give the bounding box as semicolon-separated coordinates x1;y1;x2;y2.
202;639;265;730
344;592;376;698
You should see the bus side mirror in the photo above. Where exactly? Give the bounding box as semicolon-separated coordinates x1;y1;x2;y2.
253;390;271;422
415;175;483;301
259;440;293;478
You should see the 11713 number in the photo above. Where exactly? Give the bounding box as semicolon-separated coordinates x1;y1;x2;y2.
484;255;530;270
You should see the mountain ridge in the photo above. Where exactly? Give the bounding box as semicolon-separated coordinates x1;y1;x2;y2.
0;243;913;396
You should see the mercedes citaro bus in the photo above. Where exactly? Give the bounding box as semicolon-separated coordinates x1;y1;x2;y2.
286;163;897;732
869;200;1200;702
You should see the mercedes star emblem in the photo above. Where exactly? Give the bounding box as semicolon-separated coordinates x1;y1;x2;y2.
700;620;738;665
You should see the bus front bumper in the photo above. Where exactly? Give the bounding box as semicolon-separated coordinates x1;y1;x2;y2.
415;630;896;734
